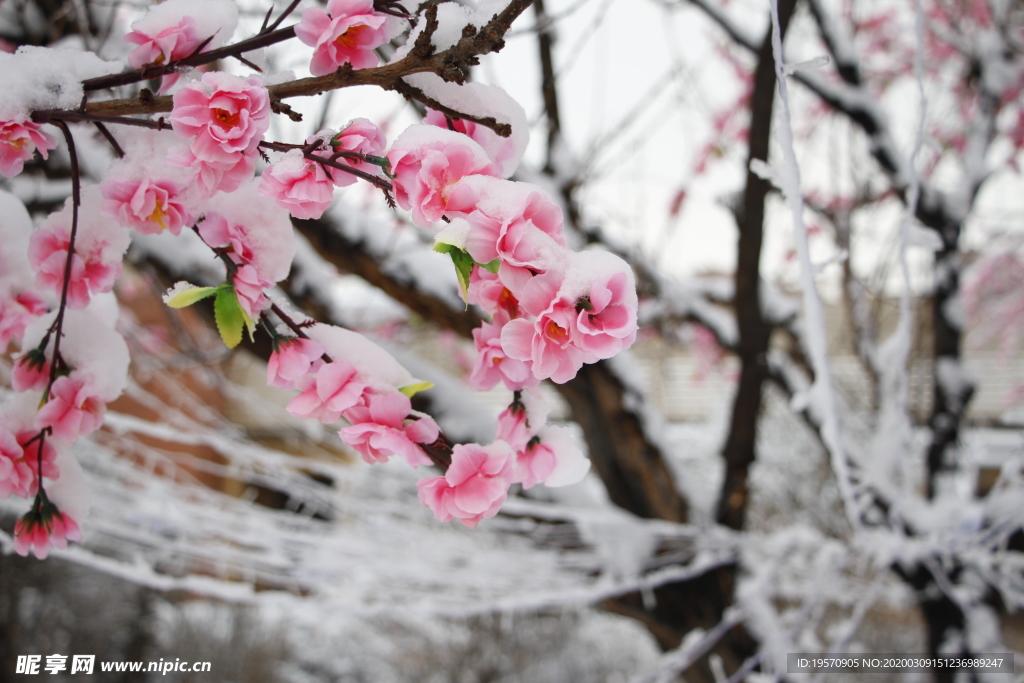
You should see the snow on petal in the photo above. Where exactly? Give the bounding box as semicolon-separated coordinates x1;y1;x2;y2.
28;186;131;310
198;182;296;283
267;337;326;389
295;0;388;75
386;124;497;227
412;76;529;178
258;149;336;219
0;118;56;178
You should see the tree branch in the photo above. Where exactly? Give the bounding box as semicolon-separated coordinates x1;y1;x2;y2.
67;0;534;140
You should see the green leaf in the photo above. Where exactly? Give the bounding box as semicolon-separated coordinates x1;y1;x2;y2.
398;381;434;398
214;289;246;349
482;258;501;274
438;245;475;303
165;285;219;309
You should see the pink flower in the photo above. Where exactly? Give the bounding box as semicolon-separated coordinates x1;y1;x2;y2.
469;322;537;391
170;73;269;194
196;188;296;283
258;150;336;219
267;337;326;389
0;426;34;498
572;271;638;360
101;177;193;235
501;272;588;384
0;292;47;346
34;376;105;442
11;352;49;392
468;266;521;323
232;264;270;319
513;440;557;490
13;430;59;498
0;119;57;178
295;0;388;75
286;361;367;423
125;16;201;92
444;176;566;269
28;222;120;310
339;391;438;466
424;109;523;178
386;125;497;227
329;118;387;183
197;211;256;266
184;150;256;196
495;403;531;452
14;501;82;560
416;442;513;528
566;252;639;360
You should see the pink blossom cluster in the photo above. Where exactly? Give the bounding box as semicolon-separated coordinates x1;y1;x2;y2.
1;296;130;557
258;119;386;219
385;124;639;387
170;72;270;196
267;336;440;467
28;187;131;310
0;0;636;546
295;0;388;75
123;0;239;92
0;119;56;178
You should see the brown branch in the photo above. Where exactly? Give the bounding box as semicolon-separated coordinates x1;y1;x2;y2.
70;0;534;139
81;26;298;92
716;0;797;531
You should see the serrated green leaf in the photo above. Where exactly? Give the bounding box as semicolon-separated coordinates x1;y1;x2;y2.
433;242;455;255
398;381;434;398
166;285;219;309
214;289;245;349
482;258;501;274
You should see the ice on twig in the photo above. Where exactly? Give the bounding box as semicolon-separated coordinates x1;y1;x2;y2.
782;55;830;76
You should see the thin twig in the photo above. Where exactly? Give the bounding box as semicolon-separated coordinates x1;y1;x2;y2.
93;121;124;158
82;25;297;92
266;0;303;33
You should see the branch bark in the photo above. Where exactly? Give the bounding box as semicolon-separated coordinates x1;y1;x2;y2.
716;0;797;531
71;0;534;139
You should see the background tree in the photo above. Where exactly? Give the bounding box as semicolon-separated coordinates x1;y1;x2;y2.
0;0;1023;681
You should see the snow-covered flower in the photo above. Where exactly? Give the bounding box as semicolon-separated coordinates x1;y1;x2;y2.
386;125;497;227
125;17;200;92
267;337;326;389
295;0;388;75
11;350;49;392
444;176;566;270
0;119;56;178
231;264;270;320
514;426;589;489
124;0;238;91
0;292;47;347
339;391;438;466
468;266;521;323
0;426;33;498
286;360;367;423
101;177;193;235
501;271;589;384
329;118;387;181
469;322;536;391
170;73;270;194
13;429;59;498
258;149;336;220
416;442;513;528
34;376;105;442
28;188;130;310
